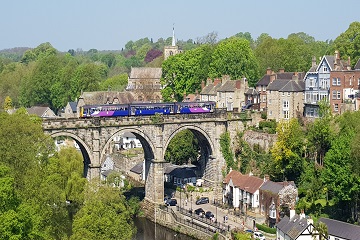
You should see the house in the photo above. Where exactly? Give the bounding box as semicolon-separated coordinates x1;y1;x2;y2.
26;106;57;118
303;51;360;118
100;169;125;187
276;210;324;240
266;73;305;122
216;75;249;112
183;91;200;102
256;68;300;111
164;163;198;186
223;170;264;213
129;161;145;182
115;132;142;150
62;101;77;118
244;87;260;111
259;178;297;227
200;78;222;102
318;217;360;240
126;67;163;102
101;155;115;173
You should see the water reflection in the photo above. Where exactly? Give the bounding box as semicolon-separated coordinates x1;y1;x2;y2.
134;217;195;240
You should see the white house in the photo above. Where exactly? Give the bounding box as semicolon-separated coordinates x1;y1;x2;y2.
223;170;264;212
276;210;325;240
114;132;142;150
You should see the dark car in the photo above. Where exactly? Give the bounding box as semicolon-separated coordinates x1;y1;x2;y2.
195;197;209;205
166;198;177;206
205;211;214;219
194;208;205;216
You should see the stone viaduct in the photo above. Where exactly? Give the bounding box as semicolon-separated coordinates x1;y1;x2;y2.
42;111;255;204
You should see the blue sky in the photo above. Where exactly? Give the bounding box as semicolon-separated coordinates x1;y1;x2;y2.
1;0;359;51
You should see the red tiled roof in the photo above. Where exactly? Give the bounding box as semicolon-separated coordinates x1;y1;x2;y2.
223;170;264;194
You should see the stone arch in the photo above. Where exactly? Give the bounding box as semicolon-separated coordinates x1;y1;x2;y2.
49;131;93;178
164;125;217;185
164;125;215;158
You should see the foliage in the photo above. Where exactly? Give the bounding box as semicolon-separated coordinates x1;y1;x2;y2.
269;119;305;183
258;120;277;134
332;21;360;66
314;222;328;240
144;48;163;63
3;96;12;110
164;129;199;165
255;223;277;234
71;184;136;240
209;37;259;86
220;131;235;172
161;44;213;101
99;73;128;91
279;185;298;208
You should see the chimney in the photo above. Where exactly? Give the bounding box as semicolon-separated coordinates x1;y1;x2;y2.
214;78;222;86
335;50;340;66
347;56;352;70
183;92;186;100
279;68;285;73
235;80;241;89
201;80;205;89
222;75;230;83
307;216;313;225
266;67;272;75
290;208;296;219
312;56;316;67
292;73;299;81
206;78;212;85
270;74;276;83
263;174;270;182
300;209;306;220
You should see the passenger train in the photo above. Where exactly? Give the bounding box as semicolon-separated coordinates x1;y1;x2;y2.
79;101;216;118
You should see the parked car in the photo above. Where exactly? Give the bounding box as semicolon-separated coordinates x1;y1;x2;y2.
205;211;214;219
254;231;265;240
245;229;254;234
166;198;177;206
196;197;209;205
194;208;205;216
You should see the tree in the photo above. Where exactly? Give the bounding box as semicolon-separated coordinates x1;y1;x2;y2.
99;73;128;91
270;119;305;183
196;31;219;45
332;21;360;66
3;96;12;110
209;37;259;86
164;130;199;165
71;184;136;240
161;44;213;101
314;222;328;240
21;42;57;64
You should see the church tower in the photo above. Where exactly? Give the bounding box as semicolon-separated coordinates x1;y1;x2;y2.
164;26;183;60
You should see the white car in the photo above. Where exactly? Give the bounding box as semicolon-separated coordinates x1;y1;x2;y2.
254;231;265;240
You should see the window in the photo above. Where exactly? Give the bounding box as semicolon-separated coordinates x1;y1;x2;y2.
287;92;290;96
337;78;341;85
263;96;266;103
332;78;337;86
323;66;328;72
334;104;339;112
309;78;314;87
269;110;272;116
283;110;289;119
337;91;341;99
282;92;285;96
283;100;289;109
332;90;337;99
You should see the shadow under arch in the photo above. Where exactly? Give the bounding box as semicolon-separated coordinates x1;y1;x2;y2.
164;125;216;184
49;131;92;179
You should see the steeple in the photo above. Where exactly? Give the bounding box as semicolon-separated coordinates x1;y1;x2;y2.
171;25;176;46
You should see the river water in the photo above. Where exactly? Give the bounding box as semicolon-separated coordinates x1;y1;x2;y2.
133;217;195;240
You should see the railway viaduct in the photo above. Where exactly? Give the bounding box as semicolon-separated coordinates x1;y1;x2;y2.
42;110;256;204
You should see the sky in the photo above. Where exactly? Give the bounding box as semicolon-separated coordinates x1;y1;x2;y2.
1;0;360;52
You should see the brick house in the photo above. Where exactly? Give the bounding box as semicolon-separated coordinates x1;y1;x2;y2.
259;179;297;227
266;73;305;122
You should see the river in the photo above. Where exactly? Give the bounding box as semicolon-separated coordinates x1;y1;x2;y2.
133;217;196;240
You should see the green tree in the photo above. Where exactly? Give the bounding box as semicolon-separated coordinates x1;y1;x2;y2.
270;119;305;183
21;42;57;64
314;222;328;240
209;37;259;86
332;21;360;66
161;44;213;101
71;184;135;240
99;73;128;91
164;129;199;165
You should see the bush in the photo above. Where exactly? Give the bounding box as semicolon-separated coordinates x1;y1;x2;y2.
258;120;277;134
256;223;276;234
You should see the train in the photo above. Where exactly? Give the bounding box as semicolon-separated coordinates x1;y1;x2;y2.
79;101;216;118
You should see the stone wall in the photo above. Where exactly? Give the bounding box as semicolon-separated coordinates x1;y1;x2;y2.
243;130;277;153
